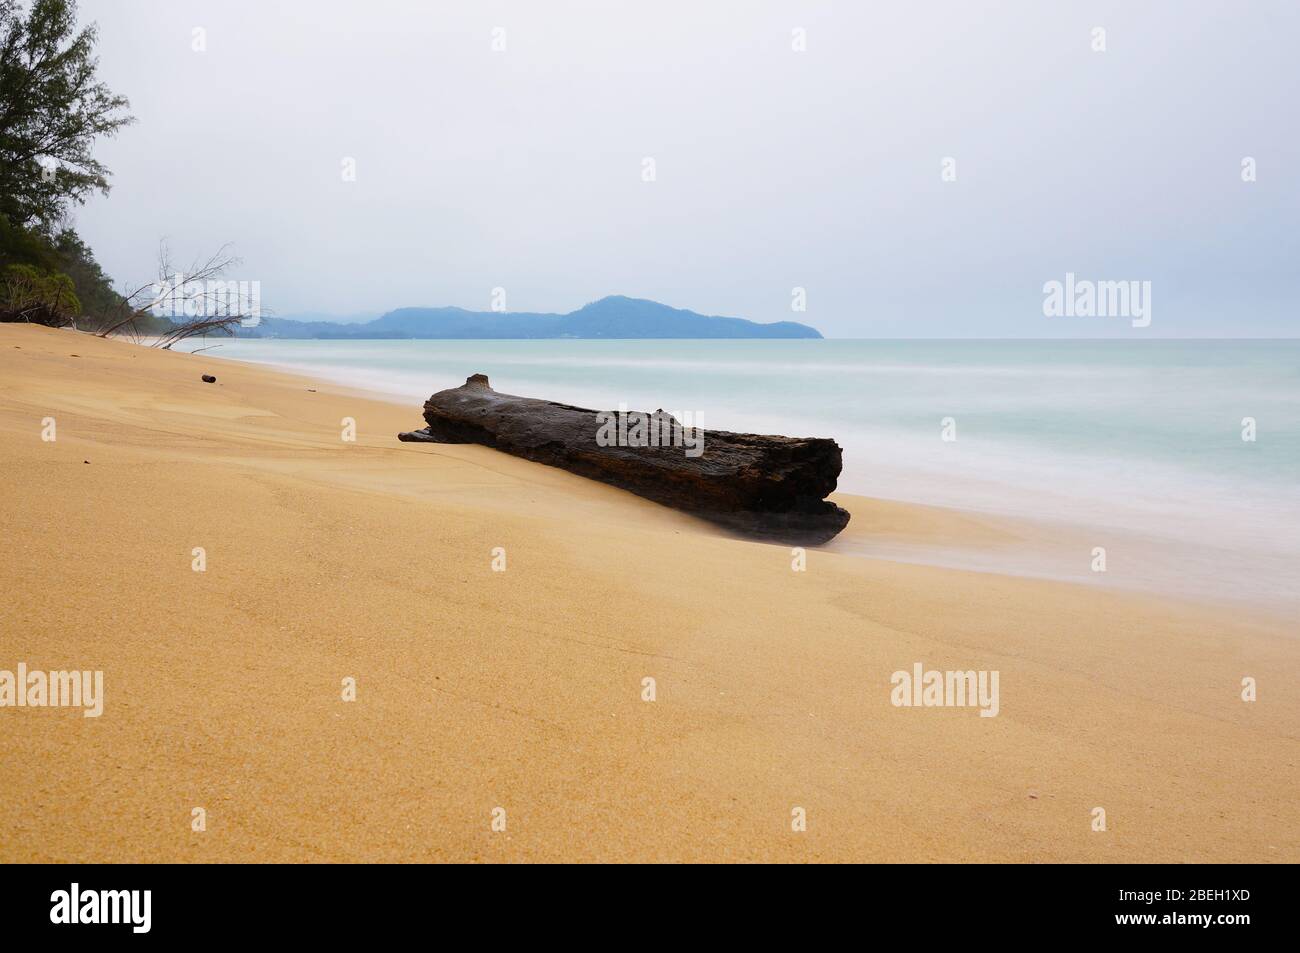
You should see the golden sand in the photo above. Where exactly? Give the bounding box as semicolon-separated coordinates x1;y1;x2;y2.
0;324;1295;862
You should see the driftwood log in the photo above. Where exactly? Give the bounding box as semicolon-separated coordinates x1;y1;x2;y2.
398;374;850;544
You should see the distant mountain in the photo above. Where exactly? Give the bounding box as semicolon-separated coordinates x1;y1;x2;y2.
239;296;822;339
273;310;380;325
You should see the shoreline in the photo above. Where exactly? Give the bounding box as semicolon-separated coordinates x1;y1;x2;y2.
2;324;1296;863
201;336;1298;616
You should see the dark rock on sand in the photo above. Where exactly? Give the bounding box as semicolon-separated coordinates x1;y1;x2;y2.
202;374;217;383
399;374;850;544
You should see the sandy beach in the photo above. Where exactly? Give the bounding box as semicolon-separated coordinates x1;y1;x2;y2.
1;324;1296;863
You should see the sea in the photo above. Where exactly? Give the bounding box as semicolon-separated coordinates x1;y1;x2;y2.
204;338;1300;611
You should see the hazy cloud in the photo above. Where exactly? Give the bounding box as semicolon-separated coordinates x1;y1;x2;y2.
73;0;1298;337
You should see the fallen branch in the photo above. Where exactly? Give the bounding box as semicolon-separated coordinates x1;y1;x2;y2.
399;374;851;544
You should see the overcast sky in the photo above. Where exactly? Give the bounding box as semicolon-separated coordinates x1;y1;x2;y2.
72;1;1297;337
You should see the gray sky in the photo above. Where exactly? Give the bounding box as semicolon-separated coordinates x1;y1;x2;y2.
73;0;1298;337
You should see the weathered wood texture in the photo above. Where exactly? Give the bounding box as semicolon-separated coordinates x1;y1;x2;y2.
399;374;850;543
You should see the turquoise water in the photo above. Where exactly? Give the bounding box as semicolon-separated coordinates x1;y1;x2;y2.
207;338;1300;605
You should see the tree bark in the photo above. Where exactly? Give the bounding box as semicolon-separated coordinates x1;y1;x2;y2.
398;374;850;544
